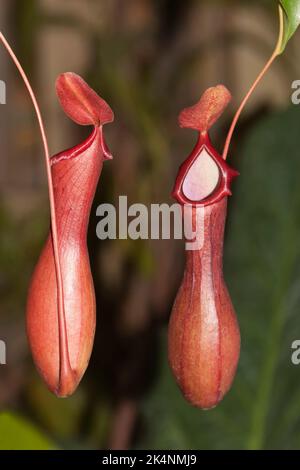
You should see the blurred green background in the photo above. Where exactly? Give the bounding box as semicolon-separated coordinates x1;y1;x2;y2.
1;0;300;450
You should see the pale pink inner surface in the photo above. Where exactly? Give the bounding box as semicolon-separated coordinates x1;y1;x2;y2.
182;147;220;201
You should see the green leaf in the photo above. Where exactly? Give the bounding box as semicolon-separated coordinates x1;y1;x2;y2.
279;0;300;52
0;412;55;450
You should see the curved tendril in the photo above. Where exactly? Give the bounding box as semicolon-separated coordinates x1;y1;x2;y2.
0;32;72;383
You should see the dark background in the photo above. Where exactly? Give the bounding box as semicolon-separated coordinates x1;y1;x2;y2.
0;0;300;450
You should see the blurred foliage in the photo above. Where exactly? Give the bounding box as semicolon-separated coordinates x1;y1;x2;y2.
0;412;55;450
0;203;48;315
138;105;300;450
14;0;38;75
25;375;112;449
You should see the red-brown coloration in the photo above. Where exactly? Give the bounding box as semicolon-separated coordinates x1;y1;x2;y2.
179;85;231;133
172;134;239;207
168;86;240;409
56;72;114;127
26;74;114;397
168;200;240;409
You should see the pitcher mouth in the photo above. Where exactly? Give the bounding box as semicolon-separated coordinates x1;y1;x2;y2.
172;133;239;207
50;126;113;166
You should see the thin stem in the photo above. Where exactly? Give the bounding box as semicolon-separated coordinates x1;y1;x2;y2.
0;32;72;388
222;6;284;160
